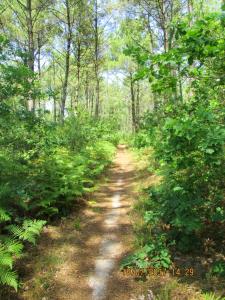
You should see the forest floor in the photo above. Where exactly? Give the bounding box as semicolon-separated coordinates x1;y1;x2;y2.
2;145;223;300
6;145;151;300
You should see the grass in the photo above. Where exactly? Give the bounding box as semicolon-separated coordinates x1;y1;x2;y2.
155;279;200;300
87;199;102;213
42;254;64;267
202;293;225;300
87;200;97;206
91;207;102;213
73;217;81;230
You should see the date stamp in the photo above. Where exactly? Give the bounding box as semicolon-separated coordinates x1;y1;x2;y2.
121;267;195;277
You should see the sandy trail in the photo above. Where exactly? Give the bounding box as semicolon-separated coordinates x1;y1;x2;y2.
18;145;148;300
54;145;137;300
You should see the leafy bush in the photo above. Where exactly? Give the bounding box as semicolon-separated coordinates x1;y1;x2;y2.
128;13;225;272
208;261;225;278
144;97;225;252
121;234;172;271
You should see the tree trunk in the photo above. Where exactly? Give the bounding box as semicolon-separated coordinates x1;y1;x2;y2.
130;73;137;132
187;0;193;25
136;81;140;129
94;0;100;118
147;13;154;52
90;92;94;116
27;0;35;111
95;78;100;117
188;0;193;14
178;64;183;102
75;38;81;109
53;56;57;122
27;0;35;71
162;25;168;52
37;33;41;110
61;0;72;121
85;70;89;110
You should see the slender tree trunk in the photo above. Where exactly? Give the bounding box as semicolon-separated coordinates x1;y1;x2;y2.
90;92;94;116
178;64;183;102
27;0;35;111
95;78;100;117
162;25;168;52
27;0;34;71
53;57;57;122
37;34;41;77
94;0;100;118
187;0;193;25
147;13;154;52
136;81;140;128
85;70;89;110
61;0;72;121
130;73;137;132
188;0;193;14
37;33;41;110
75;38;81;109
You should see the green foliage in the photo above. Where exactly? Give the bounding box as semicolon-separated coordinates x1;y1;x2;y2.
0;239;23;290
0;267;18;291
121;234;172;270
0;37;39;105
73;218;81;231
0;106;116;289
141;96;225;253
128;13;225;273
209;261;225;277
202;293;225;300
7;220;46;245
132;130;152;149
0;36;117;290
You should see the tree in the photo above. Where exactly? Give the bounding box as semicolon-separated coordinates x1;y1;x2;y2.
0;0;53;110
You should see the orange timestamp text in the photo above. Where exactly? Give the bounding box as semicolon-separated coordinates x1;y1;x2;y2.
121;267;195;277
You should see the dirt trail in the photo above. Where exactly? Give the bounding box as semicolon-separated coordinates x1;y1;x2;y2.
19;145;148;300
48;145;140;300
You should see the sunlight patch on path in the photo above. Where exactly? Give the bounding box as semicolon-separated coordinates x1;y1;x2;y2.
88;179;123;300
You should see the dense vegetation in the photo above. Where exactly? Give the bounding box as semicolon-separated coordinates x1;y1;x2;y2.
0;0;224;297
0;37;118;290
123;6;225;285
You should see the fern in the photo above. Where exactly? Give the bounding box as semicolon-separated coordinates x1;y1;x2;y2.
3;238;23;255
0;239;23;290
0;220;46;290
0;246;13;268
0;208;11;222
7;219;46;245
0;266;18;290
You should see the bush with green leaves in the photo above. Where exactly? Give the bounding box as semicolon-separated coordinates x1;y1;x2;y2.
121;234;172;271
126;12;225;270
149;98;225;250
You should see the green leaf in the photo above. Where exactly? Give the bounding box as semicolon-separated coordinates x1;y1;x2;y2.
205;148;214;154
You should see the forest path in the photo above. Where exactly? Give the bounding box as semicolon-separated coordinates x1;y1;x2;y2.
21;145;149;300
86;144;136;300
52;145;137;300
